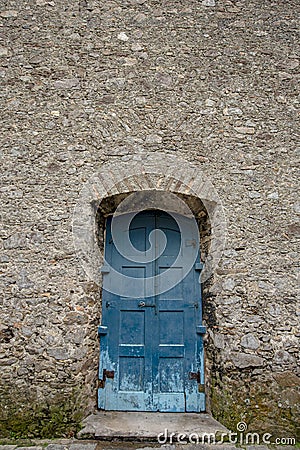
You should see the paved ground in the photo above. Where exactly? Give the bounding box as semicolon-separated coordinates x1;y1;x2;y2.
0;441;297;450
0;413;297;450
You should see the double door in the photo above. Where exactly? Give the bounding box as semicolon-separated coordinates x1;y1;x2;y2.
98;210;205;412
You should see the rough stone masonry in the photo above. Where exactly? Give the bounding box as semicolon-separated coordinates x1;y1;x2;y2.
0;0;299;440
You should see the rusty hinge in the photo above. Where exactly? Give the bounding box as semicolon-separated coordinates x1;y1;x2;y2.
98;369;115;389
189;371;200;382
189;371;205;393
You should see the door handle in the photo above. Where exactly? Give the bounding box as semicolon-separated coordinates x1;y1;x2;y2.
138;301;155;308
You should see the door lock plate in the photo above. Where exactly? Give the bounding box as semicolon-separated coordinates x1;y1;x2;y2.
138;301;155;307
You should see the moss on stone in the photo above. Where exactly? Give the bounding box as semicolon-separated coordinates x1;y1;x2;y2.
210;380;243;432
0;385;84;439
210;377;300;441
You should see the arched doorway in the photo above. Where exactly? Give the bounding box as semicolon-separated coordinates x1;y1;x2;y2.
72;154;226;414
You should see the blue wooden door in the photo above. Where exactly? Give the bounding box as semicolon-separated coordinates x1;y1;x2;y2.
98;210;205;412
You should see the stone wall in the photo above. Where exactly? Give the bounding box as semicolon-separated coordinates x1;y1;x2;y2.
0;0;299;440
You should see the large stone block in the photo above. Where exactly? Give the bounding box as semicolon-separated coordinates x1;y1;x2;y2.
231;353;264;369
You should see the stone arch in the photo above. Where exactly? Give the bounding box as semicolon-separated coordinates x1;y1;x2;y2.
73;153;226;287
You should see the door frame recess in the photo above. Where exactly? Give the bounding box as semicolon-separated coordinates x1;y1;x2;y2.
96;192;212;412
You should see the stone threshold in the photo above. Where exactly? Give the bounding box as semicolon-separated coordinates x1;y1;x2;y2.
77;411;228;441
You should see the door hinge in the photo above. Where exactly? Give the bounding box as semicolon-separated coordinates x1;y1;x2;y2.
189;371;200;383
195;262;204;271
189;371;205;393
196;325;206;334
98;369;115;389
98;325;108;337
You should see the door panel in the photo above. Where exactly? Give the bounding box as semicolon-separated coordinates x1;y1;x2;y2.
98;210;205;411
